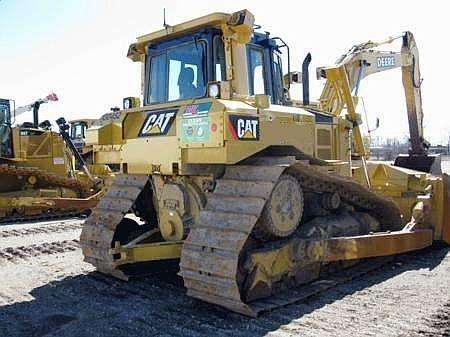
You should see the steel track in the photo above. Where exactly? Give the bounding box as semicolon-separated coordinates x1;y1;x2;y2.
180;158;402;316
0;221;83;238
0;212;87;225
0;239;80;263
80;174;149;279
80;157;403;316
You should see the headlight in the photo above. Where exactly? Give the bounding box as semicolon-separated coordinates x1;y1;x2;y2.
208;83;220;98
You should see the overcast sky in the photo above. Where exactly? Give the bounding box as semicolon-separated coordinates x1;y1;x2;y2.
1;0;449;144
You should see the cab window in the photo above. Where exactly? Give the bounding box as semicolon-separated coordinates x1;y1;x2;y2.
272;52;284;104
213;36;226;81
147;41;207;104
248;47;266;95
148;54;166;104
71;123;86;139
0;100;10;125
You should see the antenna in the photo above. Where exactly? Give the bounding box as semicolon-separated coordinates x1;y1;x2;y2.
163;8;170;30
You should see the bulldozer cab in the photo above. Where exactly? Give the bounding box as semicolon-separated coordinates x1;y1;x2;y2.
71;121;88;140
143;28;285;107
69;119;91;153
0;98;13;158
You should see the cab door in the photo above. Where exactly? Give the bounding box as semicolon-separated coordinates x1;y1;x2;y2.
0;99;13;158
247;38;285;106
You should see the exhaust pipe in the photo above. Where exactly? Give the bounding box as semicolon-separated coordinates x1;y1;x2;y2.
302;53;312;106
32;101;41;128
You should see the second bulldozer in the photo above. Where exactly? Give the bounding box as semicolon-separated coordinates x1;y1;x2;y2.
81;10;449;316
0;94;108;220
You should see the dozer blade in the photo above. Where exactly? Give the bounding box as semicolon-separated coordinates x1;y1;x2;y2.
394;154;442;174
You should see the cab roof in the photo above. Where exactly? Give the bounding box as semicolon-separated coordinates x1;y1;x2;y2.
128;10;254;61
137;12;230;45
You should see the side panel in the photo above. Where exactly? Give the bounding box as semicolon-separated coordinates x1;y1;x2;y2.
17;131;70;177
122;136;180;174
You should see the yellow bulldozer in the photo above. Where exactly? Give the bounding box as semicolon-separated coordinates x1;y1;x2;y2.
68;117;96;162
69;107;127;172
80;10;449;316
0;94;108;221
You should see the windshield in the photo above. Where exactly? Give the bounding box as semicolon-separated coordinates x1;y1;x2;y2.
71;123;86;139
147;41;207;104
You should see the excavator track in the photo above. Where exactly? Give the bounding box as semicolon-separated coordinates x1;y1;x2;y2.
180;158;402;316
80;174;149;279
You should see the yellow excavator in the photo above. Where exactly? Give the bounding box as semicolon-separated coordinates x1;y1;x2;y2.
0;94;108;221
80;10;449;316
311;31;440;174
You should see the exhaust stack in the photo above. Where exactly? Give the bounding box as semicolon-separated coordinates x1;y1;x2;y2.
302;53;312;105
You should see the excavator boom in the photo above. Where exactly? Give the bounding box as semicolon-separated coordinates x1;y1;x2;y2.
317;31;439;173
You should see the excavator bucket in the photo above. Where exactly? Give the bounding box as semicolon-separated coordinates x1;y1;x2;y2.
394;154;442;174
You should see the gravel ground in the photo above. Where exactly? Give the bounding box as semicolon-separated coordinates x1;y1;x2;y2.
0;218;449;337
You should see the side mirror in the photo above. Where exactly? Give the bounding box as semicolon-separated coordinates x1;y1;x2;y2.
284;71;302;86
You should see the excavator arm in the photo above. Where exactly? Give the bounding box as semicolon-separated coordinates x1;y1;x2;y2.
317;32;439;173
399;32;427;155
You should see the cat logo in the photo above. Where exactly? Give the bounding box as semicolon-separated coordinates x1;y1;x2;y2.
139;109;177;137
228;115;260;141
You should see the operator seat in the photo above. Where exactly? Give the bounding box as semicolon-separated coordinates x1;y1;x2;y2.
178;67;197;99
